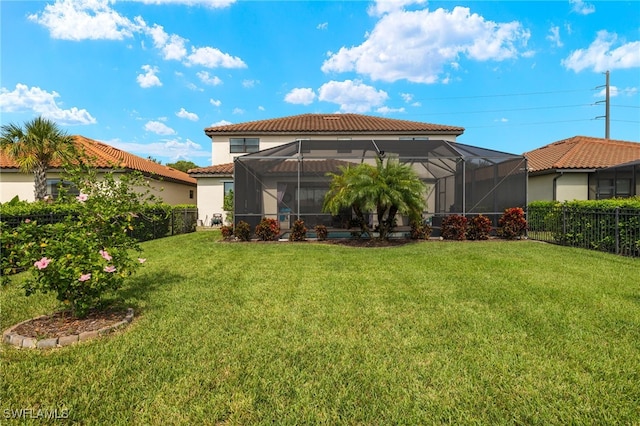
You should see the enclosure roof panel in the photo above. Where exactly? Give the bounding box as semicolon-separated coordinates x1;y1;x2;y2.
0;135;196;185
524;135;640;172
204;113;464;136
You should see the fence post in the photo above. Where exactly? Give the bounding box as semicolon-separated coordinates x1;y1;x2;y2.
562;205;567;246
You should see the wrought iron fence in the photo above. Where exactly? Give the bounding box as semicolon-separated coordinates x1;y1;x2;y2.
527;205;640;257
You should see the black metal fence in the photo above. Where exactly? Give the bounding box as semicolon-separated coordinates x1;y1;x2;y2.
527;205;640;257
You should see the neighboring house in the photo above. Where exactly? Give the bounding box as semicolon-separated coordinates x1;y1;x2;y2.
0;135;197;205
190;113;465;225
592;159;640;199
525;136;640;202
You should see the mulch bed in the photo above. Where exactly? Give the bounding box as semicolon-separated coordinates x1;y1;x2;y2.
13;309;129;339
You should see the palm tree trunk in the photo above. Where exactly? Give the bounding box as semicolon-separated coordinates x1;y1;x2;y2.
33;162;47;201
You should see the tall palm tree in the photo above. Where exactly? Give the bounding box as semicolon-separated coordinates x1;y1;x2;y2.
323;157;427;240
0;117;77;201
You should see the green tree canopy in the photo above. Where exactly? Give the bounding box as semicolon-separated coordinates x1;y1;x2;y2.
0;117;77;201
323;157;427;240
166;160;200;172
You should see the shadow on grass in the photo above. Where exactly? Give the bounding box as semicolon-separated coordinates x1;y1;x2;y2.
110;268;184;316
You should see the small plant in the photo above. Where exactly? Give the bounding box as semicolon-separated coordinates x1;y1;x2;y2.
441;214;468;240
234;221;251;241
498;207;528;240
255;218;280;241
220;225;233;240
222;189;233;224
409;219;432;240
289;219;307;241
467;215;493;240
314;224;328;241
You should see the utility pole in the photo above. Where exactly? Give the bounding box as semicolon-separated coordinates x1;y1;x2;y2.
595;70;610;139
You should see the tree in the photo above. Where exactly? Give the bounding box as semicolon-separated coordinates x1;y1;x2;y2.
166;160;199;173
323;157;427;240
0;117;77;201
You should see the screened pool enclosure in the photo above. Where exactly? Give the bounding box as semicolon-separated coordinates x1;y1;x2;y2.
234;139;527;235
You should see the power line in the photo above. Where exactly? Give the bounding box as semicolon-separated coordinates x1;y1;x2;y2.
409;103;594;117
412;88;592;102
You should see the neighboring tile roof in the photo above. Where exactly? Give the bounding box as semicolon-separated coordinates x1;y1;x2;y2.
188;163;234;176
268;159;354;174
1;135;196;185
204;113;464;136
524;136;640;173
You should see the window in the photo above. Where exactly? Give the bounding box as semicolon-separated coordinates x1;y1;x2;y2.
46;179;79;199
189;190;194;199
230;138;259;153
223;181;234;194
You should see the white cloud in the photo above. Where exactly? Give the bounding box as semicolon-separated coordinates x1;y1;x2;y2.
132;0;236;8
137;65;162;88
209;120;232;127
148;24;188;60
176;108;199;121
28;0;142;41
570;0;595;15
595;86;639;98
232;108;245;114
185;47;247;68
284;88;317;105
197;71;223;86
210;98;222;107
547;26;563;47
318;80;388;113
242;79;258;88
368;0;427;17
317;22;328;30
258;106;265;111
107;137;210;162
144;120;176;135
376;106;405;114
0;83;96;125
562;30;640;73
400;93;413;103
494;117;509;123
322;6;530;84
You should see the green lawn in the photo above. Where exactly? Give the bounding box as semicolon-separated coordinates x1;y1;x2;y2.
1;232;639;424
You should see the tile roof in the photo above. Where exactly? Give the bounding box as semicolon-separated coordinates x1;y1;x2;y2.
1;135;196;185
188;163;234;176
204;113;464;136
524;136;640;173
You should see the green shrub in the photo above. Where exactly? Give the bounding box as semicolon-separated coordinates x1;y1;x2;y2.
467;215;492;240
498;207;527;239
314;225;328;241
235;221;251;242
289;219;307;241
255;218;280;241
409;219;432;240
441;214;468;240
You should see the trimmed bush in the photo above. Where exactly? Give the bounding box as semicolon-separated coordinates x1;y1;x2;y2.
409;219;432;240
314;225;328;241
289;219;307;241
441;214;468;240
498;207;527;239
235;221;251;242
467;215;492;240
220;225;233;240
255;218;280;241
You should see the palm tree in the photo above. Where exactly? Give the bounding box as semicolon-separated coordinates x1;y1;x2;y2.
0;117;77;201
323;157;427;240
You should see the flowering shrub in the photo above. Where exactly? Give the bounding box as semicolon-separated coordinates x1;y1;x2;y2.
220;225;234;240
498;207;528;239
255;218;280;241
234;221;251;242
441;214;468;240
7;169;153;317
289;219;307;241
467;215;493;240
314;224;328;241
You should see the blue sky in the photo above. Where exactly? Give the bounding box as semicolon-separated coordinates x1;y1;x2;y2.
1;0;639;166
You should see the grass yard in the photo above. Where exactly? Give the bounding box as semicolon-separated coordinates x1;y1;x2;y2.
1;232;639;424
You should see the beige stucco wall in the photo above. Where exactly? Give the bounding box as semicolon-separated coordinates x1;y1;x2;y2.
210;134;459;166
0;171;195;205
528;172;589;202
195;176;232;226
